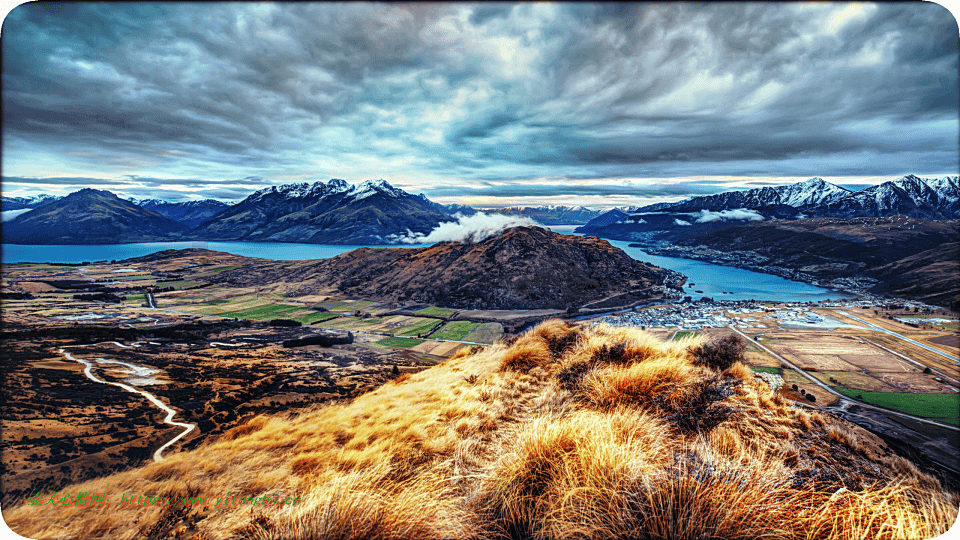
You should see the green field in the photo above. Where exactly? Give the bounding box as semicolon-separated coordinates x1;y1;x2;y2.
833;388;960;422
109;274;156;281
294;312;340;325
431;321;479;341
377;337;427;348
123;294;145;304
392;317;442;337
749;366;781;375
316;316;387;330
672;331;700;341
414;306;456;318
157;280;202;290
462;322;504;344
315;299;378;312
218;303;304;321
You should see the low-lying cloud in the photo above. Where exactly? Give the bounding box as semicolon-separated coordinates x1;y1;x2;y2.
694;209;765;223
391;212;539;244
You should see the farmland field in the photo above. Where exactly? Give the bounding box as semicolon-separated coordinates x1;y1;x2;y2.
414;306;456;318
218;304;304;321
156;279;201;290
314;299;378;312
392;317;442;337
462;322;504;344
294;312;340;325
430;321;479;341
833;388;960;423
749;366;780;374
377;337;427;348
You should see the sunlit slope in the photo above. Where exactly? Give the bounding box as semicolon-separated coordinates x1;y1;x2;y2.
5;321;957;539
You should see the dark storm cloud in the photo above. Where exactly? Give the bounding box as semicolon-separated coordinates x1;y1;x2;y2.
1;2;956;200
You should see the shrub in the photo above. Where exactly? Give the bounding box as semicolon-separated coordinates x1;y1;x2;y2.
689;335;746;371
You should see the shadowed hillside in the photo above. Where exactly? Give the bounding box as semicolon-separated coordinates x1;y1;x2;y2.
3;189;187;244
4;321;956;539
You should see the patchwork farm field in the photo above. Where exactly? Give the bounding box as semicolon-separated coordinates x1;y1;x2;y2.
737;312;959;425
430;320;479;340
414;306;457;318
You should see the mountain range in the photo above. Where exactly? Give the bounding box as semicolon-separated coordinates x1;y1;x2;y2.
579;175;960;236
187;178;453;244
636;175;958;219
4;174;957;245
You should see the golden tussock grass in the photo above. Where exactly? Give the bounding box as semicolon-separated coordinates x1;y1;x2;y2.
4;320;957;539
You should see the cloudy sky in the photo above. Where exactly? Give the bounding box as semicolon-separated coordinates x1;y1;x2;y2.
2;2;957;207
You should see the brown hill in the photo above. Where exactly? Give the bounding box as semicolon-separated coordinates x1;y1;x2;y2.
211;226;677;310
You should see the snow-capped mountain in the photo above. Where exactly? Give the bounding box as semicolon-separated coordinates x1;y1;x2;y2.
248;178;352;202
189;178;452;244
490;205;604;225
1;194;62;211
657;178;851;214
817;175;959;219
132;198;231;229
627;176;958;220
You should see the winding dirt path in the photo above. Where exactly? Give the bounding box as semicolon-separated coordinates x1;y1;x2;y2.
56;341;196;462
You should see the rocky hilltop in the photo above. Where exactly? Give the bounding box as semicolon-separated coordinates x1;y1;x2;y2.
211;226;679;310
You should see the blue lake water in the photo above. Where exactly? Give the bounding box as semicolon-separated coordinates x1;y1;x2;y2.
2;234;854;303
1;241;431;264
605;239;854;303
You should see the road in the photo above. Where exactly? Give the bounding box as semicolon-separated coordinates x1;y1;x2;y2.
729;325;959;432
56;341;196;461
835;310;959;363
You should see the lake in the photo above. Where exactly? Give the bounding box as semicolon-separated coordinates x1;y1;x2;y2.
604;239;854;303
2;233;854;303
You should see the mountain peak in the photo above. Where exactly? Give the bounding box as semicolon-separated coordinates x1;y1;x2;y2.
350;179;404;201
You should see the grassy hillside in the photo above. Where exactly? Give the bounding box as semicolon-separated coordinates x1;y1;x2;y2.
4;321;957;539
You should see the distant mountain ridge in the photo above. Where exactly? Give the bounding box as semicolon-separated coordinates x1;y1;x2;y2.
1;194;61;211
488;205;604;225
644;178;852;214
131;199;230;229
630;175;958;219
3;188;187;244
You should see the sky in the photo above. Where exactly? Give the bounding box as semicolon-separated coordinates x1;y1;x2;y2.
1;2;958;208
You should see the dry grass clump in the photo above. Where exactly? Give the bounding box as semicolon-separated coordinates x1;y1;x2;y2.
241;466;476;540
500;320;581;372
5;320;958;540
